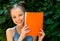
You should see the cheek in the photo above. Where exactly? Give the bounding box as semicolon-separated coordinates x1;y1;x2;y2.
21;15;25;20
12;18;16;24
20;15;25;24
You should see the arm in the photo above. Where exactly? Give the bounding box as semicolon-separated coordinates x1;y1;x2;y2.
18;25;30;41
38;37;43;41
18;36;23;41
6;28;13;41
38;29;45;41
32;36;37;41
18;33;26;41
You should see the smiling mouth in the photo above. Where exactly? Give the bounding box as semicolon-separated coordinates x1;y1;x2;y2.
17;20;23;24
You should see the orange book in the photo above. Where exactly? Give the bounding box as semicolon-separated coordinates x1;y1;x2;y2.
25;12;44;36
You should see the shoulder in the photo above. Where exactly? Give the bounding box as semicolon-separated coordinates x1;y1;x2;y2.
6;27;15;37
6;27;15;41
6;27;15;33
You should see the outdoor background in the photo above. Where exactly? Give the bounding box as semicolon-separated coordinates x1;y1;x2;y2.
0;0;60;41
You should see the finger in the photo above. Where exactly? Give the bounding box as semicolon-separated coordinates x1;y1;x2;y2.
39;31;42;34
38;31;45;37
38;33;42;36
23;25;28;29
40;29;44;33
39;31;45;35
25;30;30;33
40;29;43;31
24;26;30;30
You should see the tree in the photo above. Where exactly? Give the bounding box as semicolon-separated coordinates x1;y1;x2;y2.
0;0;60;41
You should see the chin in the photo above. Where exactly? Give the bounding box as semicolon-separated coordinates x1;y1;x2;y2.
17;22;24;26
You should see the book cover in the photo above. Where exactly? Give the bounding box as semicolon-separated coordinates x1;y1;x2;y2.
25;12;44;36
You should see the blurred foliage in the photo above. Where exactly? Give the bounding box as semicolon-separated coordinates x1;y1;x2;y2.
0;0;60;41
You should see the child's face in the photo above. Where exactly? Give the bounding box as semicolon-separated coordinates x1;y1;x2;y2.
10;7;25;26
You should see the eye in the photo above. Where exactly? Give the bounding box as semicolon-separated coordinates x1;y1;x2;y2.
19;14;23;16
13;16;16;18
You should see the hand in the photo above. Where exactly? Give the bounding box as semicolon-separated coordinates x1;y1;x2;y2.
38;29;45;41
20;25;30;40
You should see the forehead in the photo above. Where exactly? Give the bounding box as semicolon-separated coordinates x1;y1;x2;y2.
10;7;24;16
11;7;23;14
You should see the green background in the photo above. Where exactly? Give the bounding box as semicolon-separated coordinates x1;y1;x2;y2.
0;0;60;41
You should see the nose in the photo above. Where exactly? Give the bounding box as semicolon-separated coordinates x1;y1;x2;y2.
16;17;20;21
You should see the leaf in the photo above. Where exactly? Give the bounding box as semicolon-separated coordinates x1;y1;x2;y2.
0;17;6;24
0;10;3;15
45;18;54;24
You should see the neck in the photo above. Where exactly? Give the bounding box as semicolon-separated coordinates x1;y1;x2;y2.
16;24;24;30
16;24;24;34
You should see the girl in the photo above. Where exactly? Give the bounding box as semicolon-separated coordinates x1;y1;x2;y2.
6;2;45;41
